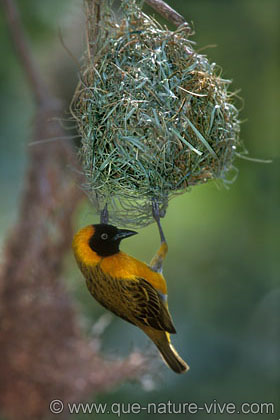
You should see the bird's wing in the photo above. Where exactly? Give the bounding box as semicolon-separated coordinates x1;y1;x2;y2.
120;277;176;334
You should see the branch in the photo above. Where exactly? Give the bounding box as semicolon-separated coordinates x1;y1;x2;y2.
144;0;190;30
85;0;101;62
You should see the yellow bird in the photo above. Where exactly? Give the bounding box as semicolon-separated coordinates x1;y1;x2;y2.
72;203;189;374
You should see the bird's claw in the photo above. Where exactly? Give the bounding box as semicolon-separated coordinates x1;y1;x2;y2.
100;203;109;224
152;199;160;222
152;199;166;222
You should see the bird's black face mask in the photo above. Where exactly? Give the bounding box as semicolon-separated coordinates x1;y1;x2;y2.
89;224;137;257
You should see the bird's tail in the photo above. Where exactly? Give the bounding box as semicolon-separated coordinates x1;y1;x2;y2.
156;337;189;374
144;328;189;374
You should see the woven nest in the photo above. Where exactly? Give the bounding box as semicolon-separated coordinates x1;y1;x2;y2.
71;1;241;227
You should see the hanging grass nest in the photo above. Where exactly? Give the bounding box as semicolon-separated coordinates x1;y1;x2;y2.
71;0;241;227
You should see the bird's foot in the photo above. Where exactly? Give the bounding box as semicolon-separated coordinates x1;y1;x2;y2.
152;199;166;244
100;203;109;224
152;199;166;223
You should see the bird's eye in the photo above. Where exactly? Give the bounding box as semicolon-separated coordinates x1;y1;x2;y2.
101;233;108;240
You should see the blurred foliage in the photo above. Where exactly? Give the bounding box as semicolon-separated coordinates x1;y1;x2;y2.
1;0;279;419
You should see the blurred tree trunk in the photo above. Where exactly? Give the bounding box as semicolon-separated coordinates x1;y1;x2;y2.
0;1;146;419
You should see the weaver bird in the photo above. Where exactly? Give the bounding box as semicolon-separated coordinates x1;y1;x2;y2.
72;203;189;374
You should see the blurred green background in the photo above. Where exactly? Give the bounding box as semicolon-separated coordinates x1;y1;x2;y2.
1;0;279;419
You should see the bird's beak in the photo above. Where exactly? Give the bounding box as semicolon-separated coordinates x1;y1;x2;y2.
113;229;138;241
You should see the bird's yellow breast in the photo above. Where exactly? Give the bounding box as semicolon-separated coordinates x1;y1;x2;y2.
100;252;167;295
72;225;167;295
